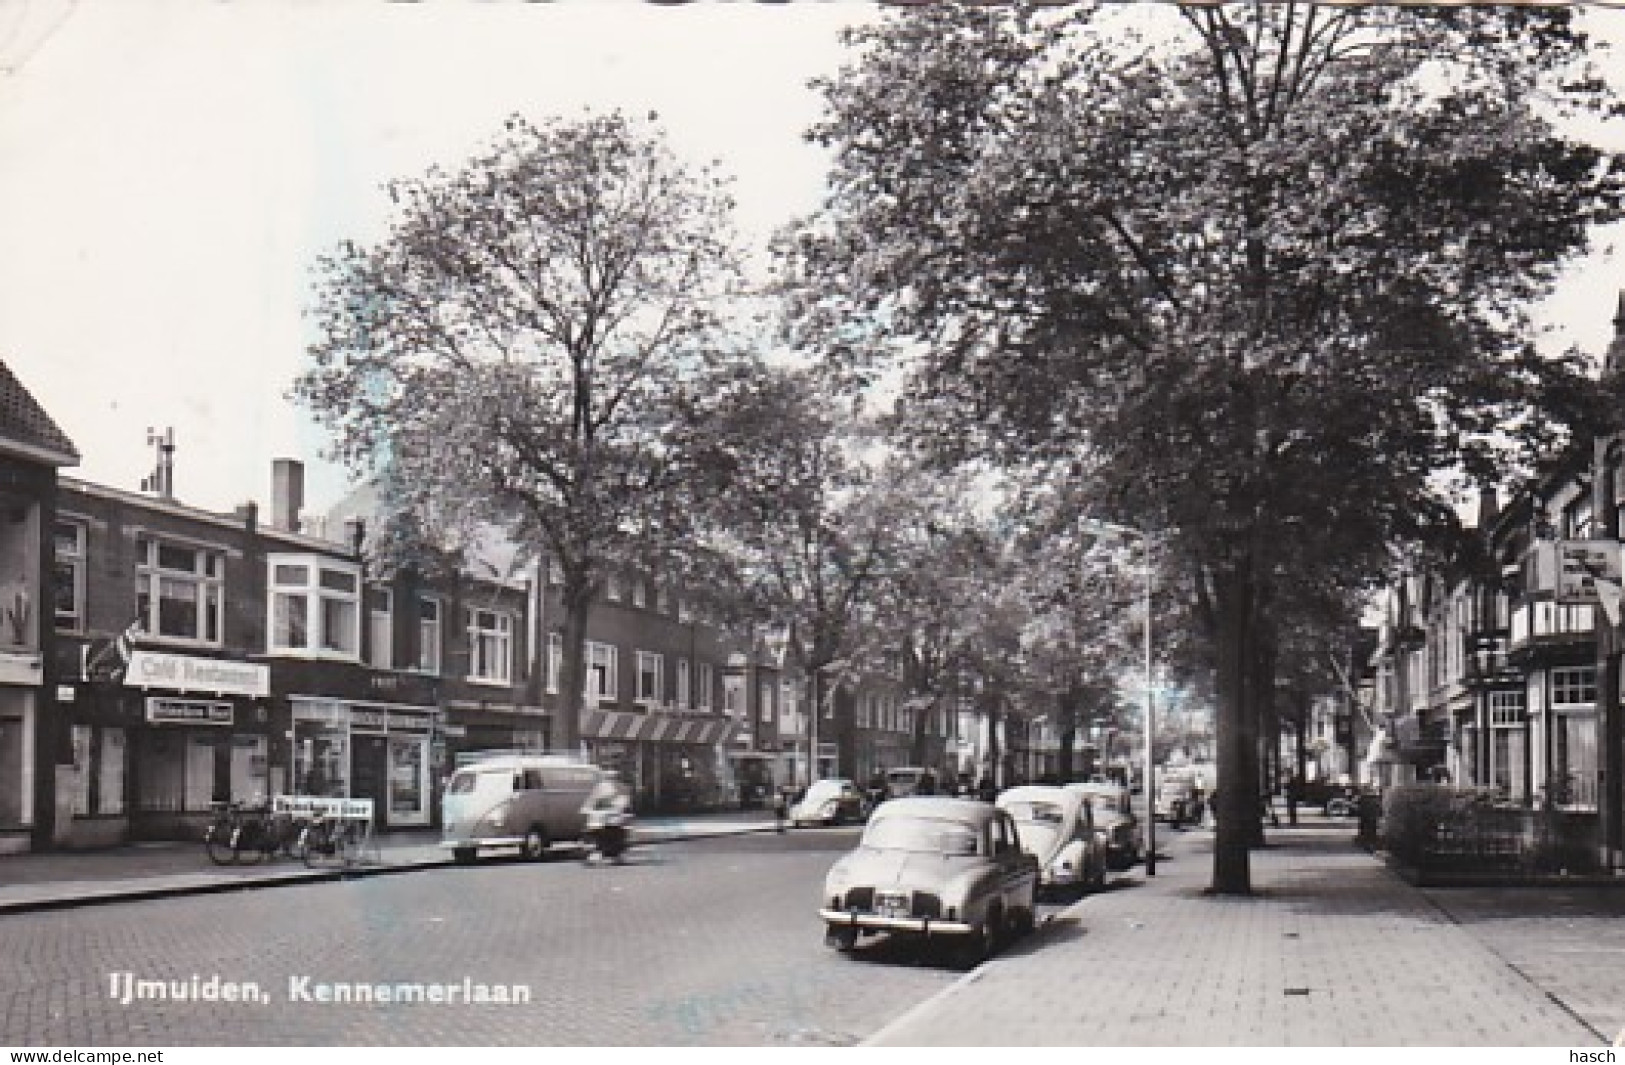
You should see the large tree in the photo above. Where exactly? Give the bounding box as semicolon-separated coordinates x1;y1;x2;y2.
296;111;749;752
784;3;1625;892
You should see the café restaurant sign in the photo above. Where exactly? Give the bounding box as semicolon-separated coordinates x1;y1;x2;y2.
125;651;269;698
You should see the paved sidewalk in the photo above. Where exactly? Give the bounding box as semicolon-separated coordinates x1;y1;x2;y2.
0;809;779;914
867;823;1603;1047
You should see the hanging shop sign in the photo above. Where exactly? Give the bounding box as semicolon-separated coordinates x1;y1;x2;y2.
146;697;234;726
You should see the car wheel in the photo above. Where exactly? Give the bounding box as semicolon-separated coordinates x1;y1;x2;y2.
825;926;858;953
520;826;548;861
958;905;1002;967
452;847;477;866
1013;905;1037;937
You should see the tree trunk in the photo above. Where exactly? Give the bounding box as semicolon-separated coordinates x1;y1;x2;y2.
554;581;593;754
1211;571;1256;895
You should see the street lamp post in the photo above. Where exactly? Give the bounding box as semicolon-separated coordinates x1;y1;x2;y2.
1082;517;1156;877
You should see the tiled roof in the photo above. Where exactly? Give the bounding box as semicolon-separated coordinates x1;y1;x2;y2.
0;359;79;465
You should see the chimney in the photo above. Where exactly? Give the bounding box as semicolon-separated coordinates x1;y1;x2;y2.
271;459;305;533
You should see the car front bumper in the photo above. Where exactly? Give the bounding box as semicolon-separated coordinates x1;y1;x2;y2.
818;908;974;936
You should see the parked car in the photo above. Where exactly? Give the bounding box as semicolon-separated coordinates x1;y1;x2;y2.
440;753;610;864
790;778;869;827
996;785;1108;896
1067;781;1142;869
819;797;1040;964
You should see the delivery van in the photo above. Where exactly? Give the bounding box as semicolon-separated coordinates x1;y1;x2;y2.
441;753;608;864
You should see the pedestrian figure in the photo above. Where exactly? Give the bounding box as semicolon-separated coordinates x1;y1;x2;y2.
773;787;788;834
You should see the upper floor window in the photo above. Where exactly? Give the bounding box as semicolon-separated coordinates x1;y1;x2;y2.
548;556;563;585
1552;666;1597;708
417;596;442;674
606;574;622;602
656;586;671;615
586;641;618;702
696;662;713;711
466;608;513;684
54;520;86;632
676;657;691;709
139;536;224;645
631;580;647;609
367;587;393;670
636;650;664;705
268;555;359;657
547;632;563;694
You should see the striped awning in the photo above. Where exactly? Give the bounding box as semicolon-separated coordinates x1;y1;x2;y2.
583;709;740;746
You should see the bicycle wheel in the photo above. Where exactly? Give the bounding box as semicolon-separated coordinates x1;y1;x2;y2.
233;824;268;865
205;822;238;866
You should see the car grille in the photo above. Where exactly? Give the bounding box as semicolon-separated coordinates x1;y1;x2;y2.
843;887;874;911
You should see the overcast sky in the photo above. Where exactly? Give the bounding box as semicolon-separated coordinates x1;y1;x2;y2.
1;1;1622;520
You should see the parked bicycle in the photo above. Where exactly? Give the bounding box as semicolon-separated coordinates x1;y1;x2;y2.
300;807;369;869
204;801;303;865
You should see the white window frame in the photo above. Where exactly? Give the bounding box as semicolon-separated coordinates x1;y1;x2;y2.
586;641;618;702
54;519;86;632
465;607;514;686
366;586;393;670
266;554;361;659
696;662;713;711
547;631;563;694
416;595;442;675
636;649;664;706
138;535;225;646
1551;666;1597;708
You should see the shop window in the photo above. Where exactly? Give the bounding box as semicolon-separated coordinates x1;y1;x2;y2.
417;596;442;674
636;650;664;705
71;725;92;815
98;728;125;815
230;735;269;805
467;608;513;684
53;520;85;632
136;536;224;645
367;587;393;670
268;555;360;658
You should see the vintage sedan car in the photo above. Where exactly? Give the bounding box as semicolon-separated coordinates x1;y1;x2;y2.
1066;781;1142;869
997;785;1108;895
1154;777;1198;826
819;797;1040;964
790;778;869;827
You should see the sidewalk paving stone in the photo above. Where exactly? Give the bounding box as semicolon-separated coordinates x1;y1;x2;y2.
866;823;1603;1047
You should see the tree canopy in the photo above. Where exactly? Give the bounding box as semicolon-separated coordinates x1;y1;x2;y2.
296;111;751;750
783;1;1625;891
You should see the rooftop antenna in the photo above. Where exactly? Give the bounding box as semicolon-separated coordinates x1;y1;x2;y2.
140;427;175;501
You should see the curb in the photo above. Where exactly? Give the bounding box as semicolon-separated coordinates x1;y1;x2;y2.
0;823;782;916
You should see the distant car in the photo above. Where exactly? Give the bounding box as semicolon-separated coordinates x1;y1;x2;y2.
884;766;938;798
1066;781;1142;869
790;779;869;827
1154;778;1197;826
997;785;1108;896
820;797;1040;965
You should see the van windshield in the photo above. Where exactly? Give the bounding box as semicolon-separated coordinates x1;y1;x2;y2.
448;770;511;796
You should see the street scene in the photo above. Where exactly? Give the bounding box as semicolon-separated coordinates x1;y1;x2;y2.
4;0;1625;1051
